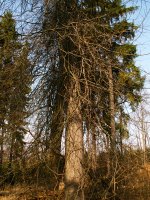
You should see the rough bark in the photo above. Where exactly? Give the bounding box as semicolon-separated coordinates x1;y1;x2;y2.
65;81;84;200
108;65;116;199
108;66;116;154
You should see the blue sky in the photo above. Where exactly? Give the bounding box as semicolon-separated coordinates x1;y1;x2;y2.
1;1;150;79
124;0;150;93
126;0;150;146
131;1;150;75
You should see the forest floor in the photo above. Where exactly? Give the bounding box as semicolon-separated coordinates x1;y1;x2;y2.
0;185;64;200
0;163;150;200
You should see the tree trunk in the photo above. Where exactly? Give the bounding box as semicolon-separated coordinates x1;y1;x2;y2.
108;66;116;154
119;109;123;156
141;106;147;164
90;130;97;171
108;65;116;199
65;81;84;200
0;126;4;169
48;96;64;188
9;136;14;166
86;124;97;171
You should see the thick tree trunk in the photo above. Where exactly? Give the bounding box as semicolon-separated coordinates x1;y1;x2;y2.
65;82;84;200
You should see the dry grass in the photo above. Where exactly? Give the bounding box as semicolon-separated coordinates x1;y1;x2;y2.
0;164;150;200
0;184;64;200
0;196;18;200
118;162;150;200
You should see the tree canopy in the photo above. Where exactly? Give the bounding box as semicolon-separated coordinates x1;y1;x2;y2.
0;1;148;200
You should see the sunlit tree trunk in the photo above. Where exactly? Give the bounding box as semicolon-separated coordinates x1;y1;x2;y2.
141;106;147;164
65;81;84;200
90;129;97;171
108;65;116;199
119;109;123;156
108;66;116;154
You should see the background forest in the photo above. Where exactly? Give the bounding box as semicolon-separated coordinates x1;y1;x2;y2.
0;0;150;200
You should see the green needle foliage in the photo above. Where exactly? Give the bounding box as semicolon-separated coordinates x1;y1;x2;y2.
19;0;144;198
33;0;144;161
0;0;147;199
0;11;31;178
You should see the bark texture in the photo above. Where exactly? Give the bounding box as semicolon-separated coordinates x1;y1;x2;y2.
65;82;84;200
108;66;116;153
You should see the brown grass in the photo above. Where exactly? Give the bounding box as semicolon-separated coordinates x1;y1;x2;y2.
0;164;150;200
0;184;64;200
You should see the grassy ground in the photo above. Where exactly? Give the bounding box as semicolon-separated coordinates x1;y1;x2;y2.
0;185;64;200
0;163;150;200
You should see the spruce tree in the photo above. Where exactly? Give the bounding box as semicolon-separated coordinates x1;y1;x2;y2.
30;0;144;198
0;12;31;180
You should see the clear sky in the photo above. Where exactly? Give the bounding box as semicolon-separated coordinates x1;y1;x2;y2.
123;0;150;94
126;0;150;147
1;0;150;75
132;0;150;76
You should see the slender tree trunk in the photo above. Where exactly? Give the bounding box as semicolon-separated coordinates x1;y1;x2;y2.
65;81;84;200
9;136;14;166
106;135;110;176
141;107;147;164
86;124;97;171
119;109;123;156
90;130;97;171
108;66;116;154
0;126;4;168
86;123;90;156
49;96;64;181
108;65;116;199
8;135;14;184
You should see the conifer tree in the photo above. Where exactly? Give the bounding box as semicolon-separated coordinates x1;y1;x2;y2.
29;0;144;198
0;12;31;178
0;1;146;199
82;0;144;154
